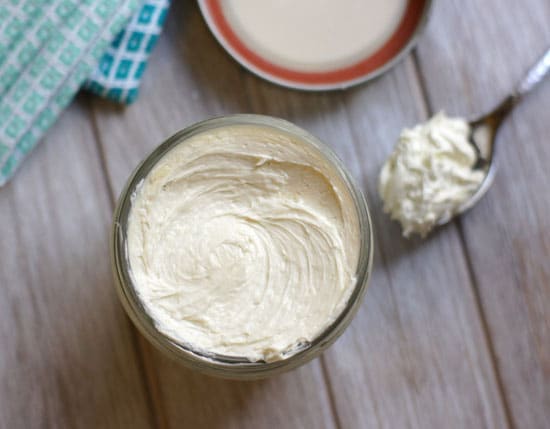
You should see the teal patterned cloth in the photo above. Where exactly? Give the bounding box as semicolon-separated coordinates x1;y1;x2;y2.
84;0;169;104
0;0;170;186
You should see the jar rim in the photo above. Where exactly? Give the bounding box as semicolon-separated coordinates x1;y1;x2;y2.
111;114;374;379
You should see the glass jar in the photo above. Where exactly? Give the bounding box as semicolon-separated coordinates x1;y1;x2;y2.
111;114;374;379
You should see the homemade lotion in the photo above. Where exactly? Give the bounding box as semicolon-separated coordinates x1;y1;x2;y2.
379;113;484;237
223;0;407;71
127;124;360;362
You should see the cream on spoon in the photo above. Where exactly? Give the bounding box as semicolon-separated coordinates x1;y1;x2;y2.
380;48;550;237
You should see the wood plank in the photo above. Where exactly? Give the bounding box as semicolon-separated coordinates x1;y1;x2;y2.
0;96;154;428
91;3;337;428
144;357;336;429
415;0;550;427
243;57;509;428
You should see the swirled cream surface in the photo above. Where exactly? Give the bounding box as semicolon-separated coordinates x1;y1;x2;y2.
127;124;360;362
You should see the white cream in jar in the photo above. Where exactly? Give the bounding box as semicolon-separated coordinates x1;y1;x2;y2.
127;124;360;362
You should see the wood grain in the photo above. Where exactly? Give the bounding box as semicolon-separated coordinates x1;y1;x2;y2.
0;97;153;428
91;3;337;429
415;0;550;427
2;0;548;427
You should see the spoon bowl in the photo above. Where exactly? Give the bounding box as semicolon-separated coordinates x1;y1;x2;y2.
439;48;550;225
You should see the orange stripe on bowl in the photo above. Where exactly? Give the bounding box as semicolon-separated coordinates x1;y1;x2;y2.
205;0;426;86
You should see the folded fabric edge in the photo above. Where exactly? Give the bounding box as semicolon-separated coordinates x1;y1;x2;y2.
83;0;171;105
0;0;142;187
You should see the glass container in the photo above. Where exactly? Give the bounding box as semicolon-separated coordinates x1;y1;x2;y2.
111;114;374;379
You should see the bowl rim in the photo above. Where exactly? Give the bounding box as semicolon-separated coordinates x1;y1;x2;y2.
197;0;433;91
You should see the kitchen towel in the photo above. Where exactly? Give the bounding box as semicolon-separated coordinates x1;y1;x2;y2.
84;0;169;104
0;0;170;187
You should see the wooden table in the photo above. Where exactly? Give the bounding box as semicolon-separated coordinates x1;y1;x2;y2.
1;1;549;427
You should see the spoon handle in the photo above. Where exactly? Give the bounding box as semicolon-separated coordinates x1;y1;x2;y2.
489;48;550;123
516;48;550;98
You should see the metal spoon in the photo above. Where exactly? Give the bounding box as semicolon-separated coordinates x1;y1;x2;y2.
441;48;550;224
